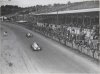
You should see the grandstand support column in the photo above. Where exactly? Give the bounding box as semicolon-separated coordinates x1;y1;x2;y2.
64;15;66;25
35;7;38;25
89;16;92;27
82;15;85;27
70;16;73;25
36;16;38;25
56;11;59;25
76;14;79;25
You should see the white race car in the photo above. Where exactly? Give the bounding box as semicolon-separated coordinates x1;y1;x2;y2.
26;32;33;38
31;42;41;51
3;31;8;36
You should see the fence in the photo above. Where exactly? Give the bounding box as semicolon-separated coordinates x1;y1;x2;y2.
32;25;100;61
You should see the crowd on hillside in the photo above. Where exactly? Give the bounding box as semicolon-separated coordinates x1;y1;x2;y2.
33;23;100;60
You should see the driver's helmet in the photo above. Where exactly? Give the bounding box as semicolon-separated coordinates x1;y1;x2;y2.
4;31;7;36
27;33;31;36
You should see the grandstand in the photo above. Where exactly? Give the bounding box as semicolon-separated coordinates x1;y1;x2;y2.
33;0;100;60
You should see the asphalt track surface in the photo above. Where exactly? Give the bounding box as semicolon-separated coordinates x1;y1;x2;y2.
1;22;100;73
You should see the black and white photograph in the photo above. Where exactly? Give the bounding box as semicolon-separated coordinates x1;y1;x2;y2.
0;0;100;74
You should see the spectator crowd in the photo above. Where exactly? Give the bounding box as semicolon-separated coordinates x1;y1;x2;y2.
33;23;100;61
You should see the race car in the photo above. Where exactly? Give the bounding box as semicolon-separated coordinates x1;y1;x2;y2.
26;32;33;38
3;31;8;36
31;41;41;51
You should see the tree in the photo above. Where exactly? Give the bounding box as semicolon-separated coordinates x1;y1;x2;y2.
1;5;22;15
67;1;71;5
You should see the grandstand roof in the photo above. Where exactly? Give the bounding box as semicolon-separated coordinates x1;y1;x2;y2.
35;8;99;15
34;1;99;14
